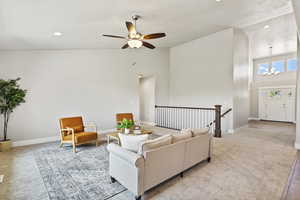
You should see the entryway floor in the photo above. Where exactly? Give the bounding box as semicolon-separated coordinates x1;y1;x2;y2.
248;120;299;200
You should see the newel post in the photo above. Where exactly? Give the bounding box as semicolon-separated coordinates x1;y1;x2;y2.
214;105;222;137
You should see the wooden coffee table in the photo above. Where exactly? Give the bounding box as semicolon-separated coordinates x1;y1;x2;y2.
106;129;153;145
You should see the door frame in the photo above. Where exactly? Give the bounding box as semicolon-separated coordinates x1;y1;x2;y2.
258;85;296;122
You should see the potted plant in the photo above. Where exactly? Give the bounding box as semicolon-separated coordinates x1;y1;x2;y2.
117;118;134;134
0;78;26;151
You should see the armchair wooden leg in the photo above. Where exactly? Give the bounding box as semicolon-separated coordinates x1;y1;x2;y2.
73;144;76;153
135;195;141;200
110;176;116;183
96;140;99;147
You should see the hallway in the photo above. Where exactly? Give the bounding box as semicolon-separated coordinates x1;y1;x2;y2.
247;120;299;200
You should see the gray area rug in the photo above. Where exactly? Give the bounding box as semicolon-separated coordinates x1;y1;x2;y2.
34;143;126;200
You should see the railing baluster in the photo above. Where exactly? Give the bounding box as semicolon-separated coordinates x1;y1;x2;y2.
154;105;229;137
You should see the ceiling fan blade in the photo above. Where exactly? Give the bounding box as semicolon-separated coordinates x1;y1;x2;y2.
126;21;136;33
143;33;166;40
121;43;129;49
103;34;126;39
142;41;155;49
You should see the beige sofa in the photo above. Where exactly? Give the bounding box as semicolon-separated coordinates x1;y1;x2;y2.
107;129;211;200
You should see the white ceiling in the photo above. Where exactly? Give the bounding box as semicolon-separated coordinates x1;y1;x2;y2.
244;13;297;59
292;0;300;35
0;0;294;50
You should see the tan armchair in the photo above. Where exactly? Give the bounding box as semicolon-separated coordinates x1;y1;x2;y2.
59;116;98;153
116;113;134;125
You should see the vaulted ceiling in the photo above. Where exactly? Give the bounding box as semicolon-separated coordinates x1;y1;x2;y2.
0;0;294;50
244;13;297;59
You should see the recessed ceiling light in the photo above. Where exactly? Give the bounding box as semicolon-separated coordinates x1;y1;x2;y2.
264;25;270;29
216;0;222;2
53;32;62;36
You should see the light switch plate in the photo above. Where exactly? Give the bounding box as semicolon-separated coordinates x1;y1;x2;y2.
0;175;4;183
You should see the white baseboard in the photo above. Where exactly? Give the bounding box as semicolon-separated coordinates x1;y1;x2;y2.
12;128;117;147
295;142;300;150
12;136;60;147
248;117;260;121
0;175;4;183
226;124;250;134
140;121;156;126
99;129;116;134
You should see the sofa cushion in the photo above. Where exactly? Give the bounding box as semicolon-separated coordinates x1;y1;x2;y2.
118;133;149;153
138;134;172;155
172;129;192;143
191;128;209;137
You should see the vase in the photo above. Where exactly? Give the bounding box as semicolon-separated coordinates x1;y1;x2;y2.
0;140;12;152
124;128;130;134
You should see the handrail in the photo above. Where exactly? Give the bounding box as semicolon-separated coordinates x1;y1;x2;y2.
155;105;215;111
221;108;232;118
207;108;232;135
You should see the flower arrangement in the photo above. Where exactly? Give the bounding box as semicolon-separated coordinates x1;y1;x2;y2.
269;90;281;97
117;118;134;134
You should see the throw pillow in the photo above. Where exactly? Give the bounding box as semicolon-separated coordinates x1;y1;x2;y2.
138;134;172;155
172;129;192;143
191;128;209;137
118;133;149;153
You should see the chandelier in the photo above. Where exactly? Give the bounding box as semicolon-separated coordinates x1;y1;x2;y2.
263;46;280;76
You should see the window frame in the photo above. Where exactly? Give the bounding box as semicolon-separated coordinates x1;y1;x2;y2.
257;63;270;75
271;60;285;73
255;54;298;76
286;58;298;72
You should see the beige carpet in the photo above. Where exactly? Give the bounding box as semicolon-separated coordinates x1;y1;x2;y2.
0;122;297;200
138;125;297;200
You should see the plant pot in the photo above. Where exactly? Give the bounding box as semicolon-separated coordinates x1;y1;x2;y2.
124;128;130;134
0;140;12;152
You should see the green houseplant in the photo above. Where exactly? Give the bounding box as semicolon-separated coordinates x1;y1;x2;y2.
117;118;134;134
0;78;26;151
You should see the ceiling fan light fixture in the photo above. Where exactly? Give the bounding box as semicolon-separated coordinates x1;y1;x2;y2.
128;39;143;48
103;15;165;49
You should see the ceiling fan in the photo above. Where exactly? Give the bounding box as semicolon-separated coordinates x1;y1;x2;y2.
103;15;166;49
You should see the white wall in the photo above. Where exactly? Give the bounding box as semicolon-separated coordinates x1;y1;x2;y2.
0;49;169;142
139;76;156;123
169;29;235;131
0;28;251;142
233;29;250;129
250;53;297;118
296;38;300;149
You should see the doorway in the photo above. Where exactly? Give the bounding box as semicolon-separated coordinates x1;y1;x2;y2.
139;76;156;124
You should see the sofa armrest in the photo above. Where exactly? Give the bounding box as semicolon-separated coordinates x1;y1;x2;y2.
107;143;144;167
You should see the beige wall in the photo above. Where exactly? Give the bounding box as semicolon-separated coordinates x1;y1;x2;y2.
169;28;250;132
233;29;250;129
292;0;300;149
139;76;156;123
297;38;300;148
0;49;169;142
0;29;252;142
169;29;235;132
